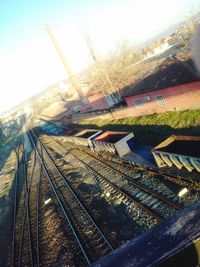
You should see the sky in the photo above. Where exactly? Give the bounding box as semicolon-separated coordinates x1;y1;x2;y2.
0;0;200;113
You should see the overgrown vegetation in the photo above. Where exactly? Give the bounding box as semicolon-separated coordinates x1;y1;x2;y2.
77;109;200;146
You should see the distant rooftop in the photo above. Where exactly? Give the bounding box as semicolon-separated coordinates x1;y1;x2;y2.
121;58;199;97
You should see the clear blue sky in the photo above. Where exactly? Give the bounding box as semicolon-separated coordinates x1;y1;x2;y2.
0;0;118;52
0;0;200;113
1;0;199;49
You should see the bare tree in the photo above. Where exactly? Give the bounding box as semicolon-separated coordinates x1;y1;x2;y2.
84;41;143;95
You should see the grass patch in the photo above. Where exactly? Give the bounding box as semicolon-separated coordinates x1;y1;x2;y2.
75;109;200;146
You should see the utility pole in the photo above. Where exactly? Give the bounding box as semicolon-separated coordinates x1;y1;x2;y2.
81;28;119;97
45;24;82;99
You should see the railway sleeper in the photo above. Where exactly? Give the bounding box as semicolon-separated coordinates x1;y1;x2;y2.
142;196;154;205
137;193;149;202
151;201;161;209
148;199;158;207
123;199;131;205
134;191;144;198
110;189;116;193
119;195;126;201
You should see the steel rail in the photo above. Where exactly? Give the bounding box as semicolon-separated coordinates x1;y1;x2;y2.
40;137;184;214
11;138;20;267
121;161;200;189
23;145;40;267
23;137;35;267
82;151;183;211
70;151;162;221
94;150;200;189
28;130;92;265
39;134;163;220
17;138;34;267
56;138;200;189
36;160;41;267
40;135;162;221
30;130;114;251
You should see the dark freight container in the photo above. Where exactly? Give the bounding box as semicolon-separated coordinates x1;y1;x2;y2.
152;135;200;172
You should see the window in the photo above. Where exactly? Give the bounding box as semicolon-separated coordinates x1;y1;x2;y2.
144;95;151;101
155;95;166;107
134;99;144;108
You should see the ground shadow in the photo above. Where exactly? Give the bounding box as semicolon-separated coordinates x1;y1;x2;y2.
0;118;40;266
69;122;200;146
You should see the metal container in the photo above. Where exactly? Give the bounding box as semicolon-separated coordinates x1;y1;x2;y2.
152;135;200;172
59;128;82;143
73;129;102;147
92;131;134;157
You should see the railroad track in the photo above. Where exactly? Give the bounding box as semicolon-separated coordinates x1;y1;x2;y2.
52;135;200;194
75;149;200;206
54;135;200;190
19;130;199;266
11;138;21;267
76;150;184;210
30;152;81;266
39;136;178;229
41;138;183;218
11;136;34;267
69;151;180;219
27;149;41;266
34;156;84;266
28;129;114;265
88;150;200;189
11;131;90;266
12;134;50;266
40;136;200;219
